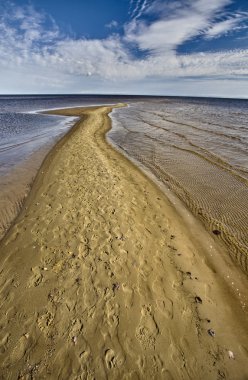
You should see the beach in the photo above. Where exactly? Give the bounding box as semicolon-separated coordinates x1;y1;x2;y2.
0;105;248;379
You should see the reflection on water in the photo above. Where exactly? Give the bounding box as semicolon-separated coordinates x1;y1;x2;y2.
0;94;145;238
0;112;77;238
109;98;248;273
0;112;76;176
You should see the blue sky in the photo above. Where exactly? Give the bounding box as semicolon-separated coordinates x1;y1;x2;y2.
0;0;247;97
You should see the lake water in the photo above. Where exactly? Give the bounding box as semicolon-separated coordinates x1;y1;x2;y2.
109;97;248;273
0;95;247;274
0;95;144;238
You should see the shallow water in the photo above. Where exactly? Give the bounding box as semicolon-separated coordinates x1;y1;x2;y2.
0;112;76;176
0;95;145;238
1;95;248;273
109;98;248;273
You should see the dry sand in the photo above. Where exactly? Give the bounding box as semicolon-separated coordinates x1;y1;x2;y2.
0;105;247;379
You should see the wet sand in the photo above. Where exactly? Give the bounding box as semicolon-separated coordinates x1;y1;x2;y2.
0;105;248;379
109;101;248;274
0;114;79;241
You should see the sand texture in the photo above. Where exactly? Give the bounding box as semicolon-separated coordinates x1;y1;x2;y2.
0;106;248;379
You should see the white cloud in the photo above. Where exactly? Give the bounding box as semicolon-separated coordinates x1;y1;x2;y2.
205;18;239;38
192;0;231;14
125;15;206;54
0;0;247;97
105;20;118;29
204;14;248;39
130;0;150;20
0;2;59;60
125;0;234;54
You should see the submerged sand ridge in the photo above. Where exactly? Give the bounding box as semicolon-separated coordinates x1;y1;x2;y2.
0;105;248;379
109;102;248;274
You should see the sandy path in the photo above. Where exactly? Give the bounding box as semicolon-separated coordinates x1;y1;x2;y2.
0;106;247;379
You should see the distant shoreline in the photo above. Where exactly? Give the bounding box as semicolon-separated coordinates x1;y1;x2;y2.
1;93;248;101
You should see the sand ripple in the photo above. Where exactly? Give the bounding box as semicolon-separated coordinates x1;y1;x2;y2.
109;101;248;273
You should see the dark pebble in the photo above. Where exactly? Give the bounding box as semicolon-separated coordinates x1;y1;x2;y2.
112;283;120;291
208;328;215;337
212;229;221;235
195;296;203;304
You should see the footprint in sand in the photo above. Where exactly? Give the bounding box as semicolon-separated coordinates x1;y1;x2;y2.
6;335;29;364
28;266;43;287
105;348;117;370
137;355;146;374
79;349;91;364
122;282;134;308
104;300;119;333
136;305;159;349
152;278;174;319
37;311;55;334
69;318;84;340
0;332;10;354
156;298;174;319
139;259;153;278
151;355;165;375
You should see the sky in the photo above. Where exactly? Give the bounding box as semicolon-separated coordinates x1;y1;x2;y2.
0;0;248;97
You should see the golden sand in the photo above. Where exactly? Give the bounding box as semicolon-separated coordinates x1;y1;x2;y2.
0;105;247;379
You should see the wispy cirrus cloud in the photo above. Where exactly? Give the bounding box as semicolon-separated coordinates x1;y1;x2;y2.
125;0;235;53
204;13;248;39
129;0;150;20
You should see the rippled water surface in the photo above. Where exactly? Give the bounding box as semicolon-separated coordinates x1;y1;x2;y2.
0;94;139;237
109;97;248;272
1;95;248;273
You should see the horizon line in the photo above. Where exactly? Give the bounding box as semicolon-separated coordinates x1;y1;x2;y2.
0;93;248;100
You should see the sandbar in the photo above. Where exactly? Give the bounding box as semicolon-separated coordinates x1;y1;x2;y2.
0;105;247;379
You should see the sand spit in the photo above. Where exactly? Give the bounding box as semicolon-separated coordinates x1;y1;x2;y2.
0;105;247;379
